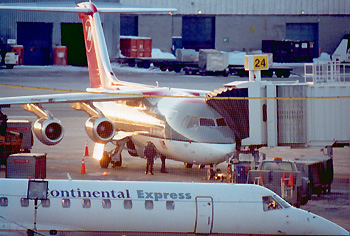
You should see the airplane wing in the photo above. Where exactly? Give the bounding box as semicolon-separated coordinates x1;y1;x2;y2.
0;2;177;14
0;91;143;106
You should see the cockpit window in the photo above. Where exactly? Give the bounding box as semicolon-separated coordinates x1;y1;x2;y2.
216;118;227;126
262;196;282;211
187;116;199;128
200;118;215;127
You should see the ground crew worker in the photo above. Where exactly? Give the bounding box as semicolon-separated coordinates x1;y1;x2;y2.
144;141;157;175
0;110;8;137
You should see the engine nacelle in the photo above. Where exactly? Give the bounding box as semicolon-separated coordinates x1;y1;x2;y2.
33;118;64;145
85;117;115;143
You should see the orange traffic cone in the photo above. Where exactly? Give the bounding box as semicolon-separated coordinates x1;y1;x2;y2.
80;158;86;174
288;173;294;187
282;172;287;185
259;173;264;186
84;140;89;157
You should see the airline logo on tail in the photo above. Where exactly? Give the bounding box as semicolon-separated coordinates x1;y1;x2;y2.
85;19;93;52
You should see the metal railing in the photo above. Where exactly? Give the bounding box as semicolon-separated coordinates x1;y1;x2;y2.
304;61;350;83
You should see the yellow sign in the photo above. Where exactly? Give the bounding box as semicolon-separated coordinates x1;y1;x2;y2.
253;56;268;69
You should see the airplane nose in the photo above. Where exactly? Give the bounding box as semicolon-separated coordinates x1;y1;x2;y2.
290;208;349;235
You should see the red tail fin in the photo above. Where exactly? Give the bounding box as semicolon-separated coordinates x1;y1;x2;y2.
78;2;118;89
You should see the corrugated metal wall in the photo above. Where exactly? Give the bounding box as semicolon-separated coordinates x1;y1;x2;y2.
121;0;350;15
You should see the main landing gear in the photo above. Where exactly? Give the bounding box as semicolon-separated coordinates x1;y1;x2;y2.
99;140;126;169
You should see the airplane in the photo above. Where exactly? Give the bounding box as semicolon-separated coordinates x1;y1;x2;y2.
0;1;240;172
0;178;348;235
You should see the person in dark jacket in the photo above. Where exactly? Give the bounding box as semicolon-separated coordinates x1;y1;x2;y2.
0;110;8;137
144;141;157;175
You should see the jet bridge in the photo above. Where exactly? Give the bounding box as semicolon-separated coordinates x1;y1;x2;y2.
208;62;350;149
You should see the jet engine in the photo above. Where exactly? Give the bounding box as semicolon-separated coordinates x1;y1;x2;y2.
85;117;115;143
33;118;64;145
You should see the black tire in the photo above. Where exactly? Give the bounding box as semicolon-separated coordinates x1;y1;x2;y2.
237;70;247;77
127;60;136;67
184;163;193;168
6;64;14;69
282;70;291;78
143;61;151;69
112;156;122;167
174;66;181;73
275;70;284;78
99;151;111;168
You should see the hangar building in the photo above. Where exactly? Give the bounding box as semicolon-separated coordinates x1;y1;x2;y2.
0;0;349;65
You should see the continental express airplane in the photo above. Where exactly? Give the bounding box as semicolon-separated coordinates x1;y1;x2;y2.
0;2;237;171
0;178;348;235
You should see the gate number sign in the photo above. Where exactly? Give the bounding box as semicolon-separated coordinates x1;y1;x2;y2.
254;56;268;69
244;55;269;70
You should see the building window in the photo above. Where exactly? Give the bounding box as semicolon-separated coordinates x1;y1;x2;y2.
145;200;153;210
124;200;132;210
0;197;8;207
41;199;50;208
166;201;175;210
102;199;111;209
82;199;91;208
62;199;71;208
21;198;29;207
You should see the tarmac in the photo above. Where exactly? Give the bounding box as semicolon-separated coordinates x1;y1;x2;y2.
0;64;349;231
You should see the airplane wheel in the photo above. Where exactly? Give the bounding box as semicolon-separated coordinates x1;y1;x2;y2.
112;156;122;168
184;163;193;168
100;151;111;168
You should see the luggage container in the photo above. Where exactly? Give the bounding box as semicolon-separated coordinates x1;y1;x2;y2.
294;156;333;196
6;153;46;179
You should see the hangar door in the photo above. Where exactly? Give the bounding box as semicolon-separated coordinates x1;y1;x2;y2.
120;16;138;36
182;16;215;50
61;23;87;66
286;23;319;57
17;22;52;65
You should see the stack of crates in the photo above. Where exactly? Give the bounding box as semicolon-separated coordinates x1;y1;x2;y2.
120;36;152;57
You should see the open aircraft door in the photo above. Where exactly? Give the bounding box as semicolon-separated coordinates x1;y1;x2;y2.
195;196;213;234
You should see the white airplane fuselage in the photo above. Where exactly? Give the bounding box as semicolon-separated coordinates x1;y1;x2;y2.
93;93;236;165
0;178;348;235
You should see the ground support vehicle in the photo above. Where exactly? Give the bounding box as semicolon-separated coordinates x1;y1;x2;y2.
295;156;333;196
246;158;311;207
0;120;33;166
228;65;293;78
0;131;22;166
115;57;198;72
0;51;18;69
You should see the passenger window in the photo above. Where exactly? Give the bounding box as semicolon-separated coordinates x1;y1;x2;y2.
124;200;132;210
166;201;175;210
200;118;215;127
102;199;111;209
0;197;8;207
187;116;198;128
21;198;29;207
82;199;91;208
145;200;153;210
216;118;227;126
41;199;50;208
262;196;282;211
62;199;71;208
